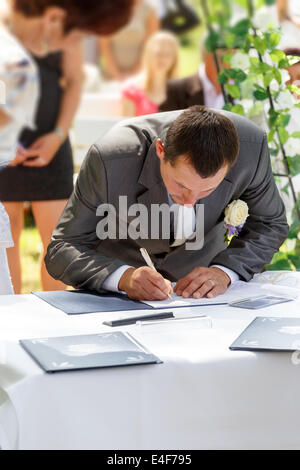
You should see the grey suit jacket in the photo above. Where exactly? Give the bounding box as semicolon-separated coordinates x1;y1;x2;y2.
45;110;289;292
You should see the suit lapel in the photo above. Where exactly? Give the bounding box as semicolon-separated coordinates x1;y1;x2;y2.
135;140;171;255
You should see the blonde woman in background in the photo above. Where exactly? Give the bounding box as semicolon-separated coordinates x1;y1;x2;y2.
99;0;160;82
122;31;179;117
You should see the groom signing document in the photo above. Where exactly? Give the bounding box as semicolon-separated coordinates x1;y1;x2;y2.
45;106;289;301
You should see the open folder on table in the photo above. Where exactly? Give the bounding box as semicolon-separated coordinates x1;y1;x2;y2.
32;289;228;315
32;280;295;316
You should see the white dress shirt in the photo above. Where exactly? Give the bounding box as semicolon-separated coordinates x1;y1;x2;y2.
198;64;225;110
102;195;239;293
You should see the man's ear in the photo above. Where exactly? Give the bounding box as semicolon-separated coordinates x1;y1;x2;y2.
156;139;165;161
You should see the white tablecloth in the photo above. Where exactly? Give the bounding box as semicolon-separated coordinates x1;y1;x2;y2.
1;271;300;450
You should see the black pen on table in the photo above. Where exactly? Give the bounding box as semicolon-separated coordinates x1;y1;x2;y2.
140;248;172;300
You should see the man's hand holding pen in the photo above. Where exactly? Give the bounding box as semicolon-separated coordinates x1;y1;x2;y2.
118;267;173;301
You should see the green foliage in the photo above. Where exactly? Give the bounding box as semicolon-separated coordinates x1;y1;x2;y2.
202;0;300;270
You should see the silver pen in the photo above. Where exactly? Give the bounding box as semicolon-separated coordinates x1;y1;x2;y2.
140;248;172;300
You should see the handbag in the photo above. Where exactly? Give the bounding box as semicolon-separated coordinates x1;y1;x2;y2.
161;0;201;34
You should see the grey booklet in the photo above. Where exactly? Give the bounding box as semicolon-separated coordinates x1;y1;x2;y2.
230;317;300;352
20;331;162;373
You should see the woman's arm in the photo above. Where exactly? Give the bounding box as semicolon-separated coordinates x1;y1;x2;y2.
277;0;300;29
0;109;11;127
22;41;84;167
99;36;123;80
146;7;160;38
130;8;160;76
56;41;85;138
121;97;136;117
277;0;289;21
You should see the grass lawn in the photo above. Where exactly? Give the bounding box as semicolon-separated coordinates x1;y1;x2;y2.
20;9;204;294
20;226;43;294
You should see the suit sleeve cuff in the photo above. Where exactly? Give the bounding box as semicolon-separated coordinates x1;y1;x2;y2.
211;265;240;285
102;265;134;294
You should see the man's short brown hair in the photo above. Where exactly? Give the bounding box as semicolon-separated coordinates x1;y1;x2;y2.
164;105;240;178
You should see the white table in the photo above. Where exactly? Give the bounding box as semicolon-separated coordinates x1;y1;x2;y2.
1;271;300;450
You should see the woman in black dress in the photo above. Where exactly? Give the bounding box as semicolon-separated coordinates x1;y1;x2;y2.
0;0;135;293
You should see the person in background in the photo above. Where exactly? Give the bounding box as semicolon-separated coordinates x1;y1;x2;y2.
0;0;135;294
277;0;300;49
99;0;160;82
282;47;300;209
122;31;179;117
284;47;300;93
159;45;225;112
0;0;40;294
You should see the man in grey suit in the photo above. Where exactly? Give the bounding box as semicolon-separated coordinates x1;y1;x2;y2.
45;106;289;301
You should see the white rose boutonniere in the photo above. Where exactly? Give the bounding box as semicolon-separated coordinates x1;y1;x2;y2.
224;200;249;243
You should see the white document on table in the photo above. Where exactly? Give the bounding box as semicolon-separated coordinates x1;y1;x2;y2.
143;280;299;309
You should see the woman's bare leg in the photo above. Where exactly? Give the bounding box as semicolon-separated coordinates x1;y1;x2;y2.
31;200;68;291
3;202;24;294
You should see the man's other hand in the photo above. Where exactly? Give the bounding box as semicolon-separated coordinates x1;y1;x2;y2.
174;267;231;299
118;267;173;301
